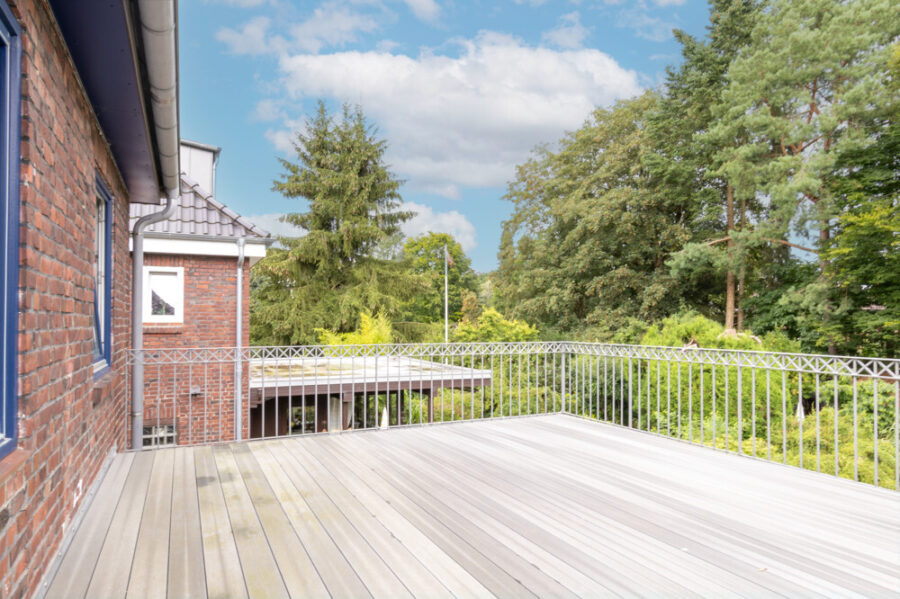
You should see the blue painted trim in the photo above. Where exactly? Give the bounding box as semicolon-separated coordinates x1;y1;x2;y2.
0;0;21;461
94;176;113;374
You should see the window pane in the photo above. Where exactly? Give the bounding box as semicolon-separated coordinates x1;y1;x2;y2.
149;272;179;316
93;197;106;358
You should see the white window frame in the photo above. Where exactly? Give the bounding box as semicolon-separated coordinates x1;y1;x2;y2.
142;266;184;324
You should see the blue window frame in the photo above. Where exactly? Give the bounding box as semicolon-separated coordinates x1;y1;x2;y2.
93;177;113;374
1;0;21;460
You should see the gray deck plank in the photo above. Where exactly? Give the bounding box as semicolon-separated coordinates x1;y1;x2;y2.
474;417;900;591
127;449;176;599
44;415;900;598
85;451;154;598
167;447;207;599
350;437;640;596
410;426;778;596
248;441;372;599
286;439;456;599
195;445;248;599
522;420;894;592
265;440;414;599
542;415;900;523
347;432;637;598
296;436;495;599
356;428;725;598
508;418;900;554
45;452;135;599
230;444;330;599
212;445;290;599
438;422;864;595
311;433;553;599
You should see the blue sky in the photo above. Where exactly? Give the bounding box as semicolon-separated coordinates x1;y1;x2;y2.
179;0;712;272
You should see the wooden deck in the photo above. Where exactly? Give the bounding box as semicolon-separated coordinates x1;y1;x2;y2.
43;414;900;598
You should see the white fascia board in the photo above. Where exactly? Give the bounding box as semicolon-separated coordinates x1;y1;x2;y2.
129;236;268;260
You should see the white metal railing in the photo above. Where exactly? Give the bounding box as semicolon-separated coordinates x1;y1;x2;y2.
125;342;900;490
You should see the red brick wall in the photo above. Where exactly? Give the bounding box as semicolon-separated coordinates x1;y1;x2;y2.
142;253;250;349
0;1;132;597
139;253;251;445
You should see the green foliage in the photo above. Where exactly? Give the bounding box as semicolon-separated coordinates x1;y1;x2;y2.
399;232;477;323
391;321;445;343
492;0;898;356
703;0;899;348
816;119;900;356
640;311;800;352
315;311;394;345
710;0;897;230
496;92;688;330
652;0;764;322
453;308;539;342
250;102;424;345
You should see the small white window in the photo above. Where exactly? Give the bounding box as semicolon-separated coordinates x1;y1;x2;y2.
143;266;184;323
142;424;176;448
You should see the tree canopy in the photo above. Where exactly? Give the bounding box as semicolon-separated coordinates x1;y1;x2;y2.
399;232;477;323
250;102;424;345
494;0;900;356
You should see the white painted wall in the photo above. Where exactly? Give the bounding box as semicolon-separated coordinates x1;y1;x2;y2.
180;142;217;194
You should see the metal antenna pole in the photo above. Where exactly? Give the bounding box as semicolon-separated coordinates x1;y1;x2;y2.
444;244;449;344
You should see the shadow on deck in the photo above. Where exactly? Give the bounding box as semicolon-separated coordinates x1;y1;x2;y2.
42;415;900;598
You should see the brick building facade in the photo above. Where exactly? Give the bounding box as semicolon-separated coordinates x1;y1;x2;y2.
0;1;178;596
131;149;270;447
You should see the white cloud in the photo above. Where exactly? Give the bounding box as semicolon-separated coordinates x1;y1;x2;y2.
268;31;641;192
421;183;460;201
216;16;275;55
653;0;685;6
252;98;285;121
402;202;477;251
402;0;440;22
244;213;304;238
289;4;380;54
245;203;476;251
376;39;401;53
265;129;295;154
264;116;304;153
616;4;677;42
541;12;589;50
217;3;379;56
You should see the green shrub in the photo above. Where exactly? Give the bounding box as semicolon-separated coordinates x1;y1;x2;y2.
453;308;539;342
315;311;394;345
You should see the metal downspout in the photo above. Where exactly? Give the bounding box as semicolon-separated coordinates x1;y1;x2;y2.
131;195;177;450
130;0;179;450
235;238;245;441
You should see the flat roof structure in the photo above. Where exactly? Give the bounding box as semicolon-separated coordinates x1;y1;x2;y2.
249;356;492;401
43;415;900;598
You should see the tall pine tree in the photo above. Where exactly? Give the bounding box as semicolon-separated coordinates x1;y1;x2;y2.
251;102;423;345
656;0;764;332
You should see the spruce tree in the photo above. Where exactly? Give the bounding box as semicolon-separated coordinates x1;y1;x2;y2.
251;102;422;345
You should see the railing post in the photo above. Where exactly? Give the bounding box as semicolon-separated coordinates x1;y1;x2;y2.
560;350;567;413
130;349;143;451
235;348;243;442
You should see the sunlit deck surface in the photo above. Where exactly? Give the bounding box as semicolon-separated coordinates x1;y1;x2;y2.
45;415;900;598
